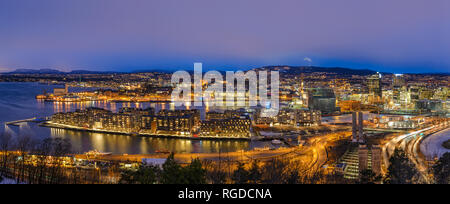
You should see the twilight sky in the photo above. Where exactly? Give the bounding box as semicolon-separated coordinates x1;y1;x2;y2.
0;0;449;73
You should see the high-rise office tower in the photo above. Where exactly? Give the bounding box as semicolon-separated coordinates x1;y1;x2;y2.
367;73;382;99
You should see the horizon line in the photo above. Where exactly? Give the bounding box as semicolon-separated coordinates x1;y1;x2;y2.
1;65;449;75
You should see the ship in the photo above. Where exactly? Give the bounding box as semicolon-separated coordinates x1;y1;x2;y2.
271;139;282;145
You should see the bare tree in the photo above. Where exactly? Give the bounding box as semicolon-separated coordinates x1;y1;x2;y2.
0;132;12;177
15;134;33;183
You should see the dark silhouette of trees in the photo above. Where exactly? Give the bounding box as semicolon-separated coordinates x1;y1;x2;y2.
0;136;105;184
184;158;206;184
359;169;381;184
203;160;227;184
120;163;161;184
261;158;287;184
228;158;342;184
159;153;206;184
232;162;250;184
432;152;449;184
384;149;418;184
248;160;262;184
161;153;184;184
0;132;12;177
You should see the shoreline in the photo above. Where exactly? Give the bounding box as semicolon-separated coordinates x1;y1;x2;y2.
41;122;252;141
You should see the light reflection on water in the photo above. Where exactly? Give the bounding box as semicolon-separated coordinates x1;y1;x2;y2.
0;82;261;154
49;127;251;154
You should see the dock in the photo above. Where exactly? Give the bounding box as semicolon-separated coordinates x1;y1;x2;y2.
4;117;48;126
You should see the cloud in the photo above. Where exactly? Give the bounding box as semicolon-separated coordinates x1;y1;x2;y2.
304;57;312;63
0;67;11;72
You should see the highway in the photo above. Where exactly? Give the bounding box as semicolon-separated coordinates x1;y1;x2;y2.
383;123;449;183
81;130;351;174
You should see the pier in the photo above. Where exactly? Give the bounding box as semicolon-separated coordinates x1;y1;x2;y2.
4;117;48;126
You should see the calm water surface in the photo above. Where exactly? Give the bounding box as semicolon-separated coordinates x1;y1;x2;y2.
0;82;265;154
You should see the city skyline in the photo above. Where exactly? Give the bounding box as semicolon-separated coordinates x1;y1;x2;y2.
1;0;449;73
0;0;448;187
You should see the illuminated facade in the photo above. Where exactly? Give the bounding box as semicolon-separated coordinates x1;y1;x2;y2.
255;108;321;127
367;73;382;99
200;117;251;138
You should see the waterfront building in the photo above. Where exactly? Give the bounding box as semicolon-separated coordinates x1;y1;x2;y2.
100;113;141;133
200;117;251;138
51;108;254;138
206;110;245;121
158;109;201;127
53;84;69;96
206;112;226;120
119;107;155;115
154;115;195;135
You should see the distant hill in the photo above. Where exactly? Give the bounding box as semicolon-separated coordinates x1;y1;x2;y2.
4;69;121;75
68;70;120;74
7;69;65;74
252;66;380;75
5;66;445;76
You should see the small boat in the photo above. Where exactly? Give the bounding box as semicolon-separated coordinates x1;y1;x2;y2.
155;150;171;154
271;139;282;145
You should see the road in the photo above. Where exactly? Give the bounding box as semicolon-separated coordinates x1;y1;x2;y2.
80;130;351;172
383;123;449;183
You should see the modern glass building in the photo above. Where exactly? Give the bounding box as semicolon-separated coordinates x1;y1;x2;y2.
307;87;338;114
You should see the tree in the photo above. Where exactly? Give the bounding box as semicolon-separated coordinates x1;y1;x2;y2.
15;134;33;184
184;158;206;184
261;159;286;184
0;132;12;176
384;149;418;184
120;163;161;184
248;160;262;184
359;169;381;184
203;160;227;184
432;152;450;184
47;138;72;184
232;162;249;184
161;153;184;184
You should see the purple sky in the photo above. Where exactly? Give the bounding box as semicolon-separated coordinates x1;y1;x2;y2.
0;0;449;73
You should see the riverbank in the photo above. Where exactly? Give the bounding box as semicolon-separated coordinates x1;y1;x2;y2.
75;146;297;164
